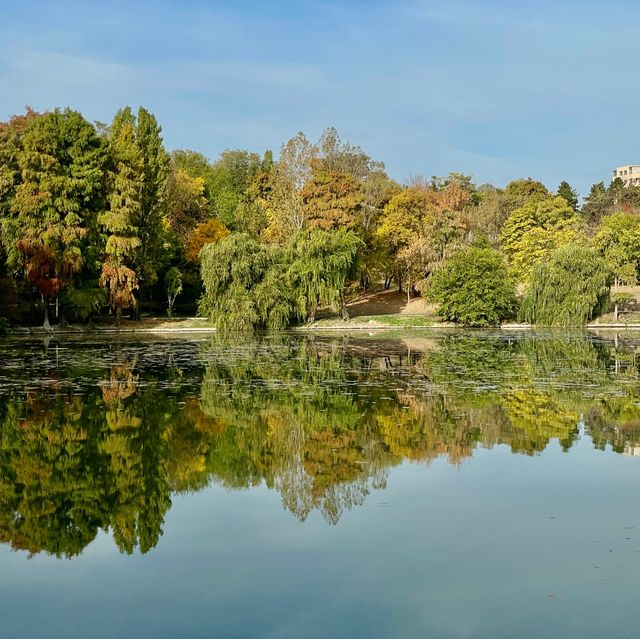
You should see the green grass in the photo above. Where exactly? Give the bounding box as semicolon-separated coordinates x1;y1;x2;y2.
310;314;436;327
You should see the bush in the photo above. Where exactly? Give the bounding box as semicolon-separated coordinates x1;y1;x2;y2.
0;277;20;322
0;317;9;335
63;286;107;321
427;247;517;326
519;244;611;326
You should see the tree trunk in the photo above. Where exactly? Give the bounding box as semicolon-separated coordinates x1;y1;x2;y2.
42;298;52;331
340;292;350;321
115;307;122;327
58;300;67;327
307;298;318;324
614;304;619;322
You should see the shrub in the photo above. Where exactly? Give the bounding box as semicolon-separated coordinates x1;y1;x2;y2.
427;247;517;326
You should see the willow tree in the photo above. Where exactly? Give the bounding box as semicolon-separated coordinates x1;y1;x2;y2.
199;233;296;330
287;228;362;322
520;244;611;326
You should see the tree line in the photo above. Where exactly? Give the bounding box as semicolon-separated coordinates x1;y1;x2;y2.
2;105;639;329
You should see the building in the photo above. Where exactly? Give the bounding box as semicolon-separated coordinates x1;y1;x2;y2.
612;165;640;186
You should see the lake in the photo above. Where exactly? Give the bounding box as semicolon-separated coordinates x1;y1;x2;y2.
0;330;639;638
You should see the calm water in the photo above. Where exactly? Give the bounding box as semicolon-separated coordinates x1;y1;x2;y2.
0;330;639;638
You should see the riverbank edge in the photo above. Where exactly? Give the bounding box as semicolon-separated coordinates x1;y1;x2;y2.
5;320;640;335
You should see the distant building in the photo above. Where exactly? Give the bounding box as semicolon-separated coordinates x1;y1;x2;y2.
612;165;640;186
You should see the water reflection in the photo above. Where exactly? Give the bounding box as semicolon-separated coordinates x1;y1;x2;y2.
0;331;639;557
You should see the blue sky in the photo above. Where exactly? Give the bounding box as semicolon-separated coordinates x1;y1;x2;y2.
1;0;639;198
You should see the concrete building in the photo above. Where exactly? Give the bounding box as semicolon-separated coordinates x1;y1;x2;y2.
612;165;640;186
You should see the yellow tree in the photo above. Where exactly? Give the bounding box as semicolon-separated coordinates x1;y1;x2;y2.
164;167;208;241
499;195;581;281
184;219;230;264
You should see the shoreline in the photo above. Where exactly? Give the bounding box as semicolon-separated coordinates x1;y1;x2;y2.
6;320;640;335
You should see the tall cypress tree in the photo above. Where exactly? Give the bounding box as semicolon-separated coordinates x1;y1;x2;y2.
100;106;169;321
99;107;143;323
134;107;169;293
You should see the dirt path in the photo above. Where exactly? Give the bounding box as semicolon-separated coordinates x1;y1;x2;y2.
346;290;436;317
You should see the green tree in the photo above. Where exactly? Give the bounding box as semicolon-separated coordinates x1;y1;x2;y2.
316;126;382;179
0;108;42;221
99;107;169;318
376;187;428;288
473;184;511;245
504;178;550;207
134;107;170;291
582;179;640;226
359;170;399;233
557;181;579;210
520;244;611;326
376;184;469;294
236;151;275;238
427;247;517;326
593;211;640;288
63;285;106;322
208;149;262;228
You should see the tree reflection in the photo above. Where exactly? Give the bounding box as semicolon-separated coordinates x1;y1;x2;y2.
0;331;639;556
